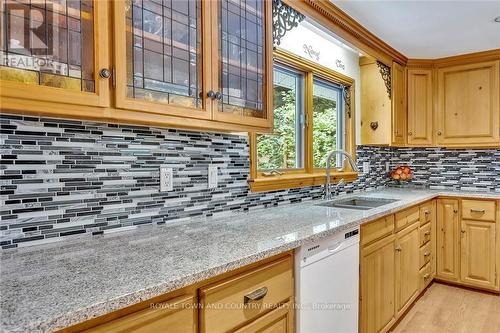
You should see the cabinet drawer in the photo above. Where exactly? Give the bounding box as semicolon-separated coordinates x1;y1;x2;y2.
361;215;395;246
419;223;432;247
419;202;433;226
82;295;196;333
462;200;496;222
395;206;420;230
419;262;432;291
233;302;292;333
200;256;293;333
419;241;432;268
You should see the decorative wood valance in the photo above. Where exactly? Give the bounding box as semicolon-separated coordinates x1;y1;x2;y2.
272;0;306;47
376;60;391;99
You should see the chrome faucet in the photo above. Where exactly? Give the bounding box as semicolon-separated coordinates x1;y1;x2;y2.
324;150;359;200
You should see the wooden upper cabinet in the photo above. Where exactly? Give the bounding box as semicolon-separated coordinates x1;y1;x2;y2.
407;68;433;146
113;0;212;120
0;0;110;108
112;0;272;128
391;62;406;146
436;60;500;146
360;58;406;146
360;57;392;145
211;0;273;128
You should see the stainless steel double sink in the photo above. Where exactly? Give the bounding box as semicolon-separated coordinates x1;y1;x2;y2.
316;197;399;210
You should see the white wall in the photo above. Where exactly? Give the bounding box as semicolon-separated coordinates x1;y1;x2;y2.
279;20;362;144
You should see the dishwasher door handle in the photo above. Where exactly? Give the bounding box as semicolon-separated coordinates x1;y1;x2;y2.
328;241;344;253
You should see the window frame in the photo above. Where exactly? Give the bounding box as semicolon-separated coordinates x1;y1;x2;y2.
248;48;357;192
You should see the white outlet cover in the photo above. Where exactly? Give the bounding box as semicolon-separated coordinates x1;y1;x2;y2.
363;162;370;174
208;165;218;189
160;166;173;192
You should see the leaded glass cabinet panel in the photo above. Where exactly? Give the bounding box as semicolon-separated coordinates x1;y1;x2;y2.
114;0;212;119
0;0;110;107
212;0;273;128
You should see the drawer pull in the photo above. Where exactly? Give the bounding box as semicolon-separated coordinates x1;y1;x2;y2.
244;287;268;304
424;231;431;236
395;245;402;252
470;208;486;214
423;274;430;280
424;210;430;215
424;252;430;257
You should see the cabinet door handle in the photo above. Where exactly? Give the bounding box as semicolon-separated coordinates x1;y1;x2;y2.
423;273;430;280
470;208;485;213
244;287;268;304
395;245;402;252
99;68;111;79
207;90;216;99
437;130;442;136
425;231;431;236
461;230;466;234
408;131;413;136
424;252;430;257
424;210;430;215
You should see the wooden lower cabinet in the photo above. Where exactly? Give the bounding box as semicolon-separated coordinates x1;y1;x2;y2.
81;295;196;333
360;201;437;333
395;223;420;316
437;198;499;292
436;199;460;281
460;219;496;289
234;303;293;333
360;234;396;333
200;256;293;333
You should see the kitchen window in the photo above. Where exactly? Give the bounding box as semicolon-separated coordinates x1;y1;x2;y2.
256;64;305;171
248;49;357;192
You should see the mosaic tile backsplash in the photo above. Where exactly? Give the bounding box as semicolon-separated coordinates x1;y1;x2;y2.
0;114;498;249
0;114;387;249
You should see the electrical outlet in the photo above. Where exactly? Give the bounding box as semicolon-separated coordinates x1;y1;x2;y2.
160;166;173;192
363;162;370;174
208;165;218;189
386;162;390;172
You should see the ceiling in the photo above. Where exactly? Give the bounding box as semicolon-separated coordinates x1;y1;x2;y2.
332;1;500;59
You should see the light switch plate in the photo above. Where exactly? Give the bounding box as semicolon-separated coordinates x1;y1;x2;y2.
208;165;218;189
386;162;390;172
160;166;173;192
363;162;370;174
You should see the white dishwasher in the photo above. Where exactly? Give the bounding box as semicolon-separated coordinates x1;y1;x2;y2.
295;227;359;333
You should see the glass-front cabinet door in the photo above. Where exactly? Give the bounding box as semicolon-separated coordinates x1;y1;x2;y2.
212;0;273;128
0;0;110;108
114;0;273;127
113;0;213;120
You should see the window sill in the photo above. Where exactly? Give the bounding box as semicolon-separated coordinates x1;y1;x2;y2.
248;172;359;192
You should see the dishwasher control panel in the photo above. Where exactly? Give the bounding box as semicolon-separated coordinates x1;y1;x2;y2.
298;227;360;268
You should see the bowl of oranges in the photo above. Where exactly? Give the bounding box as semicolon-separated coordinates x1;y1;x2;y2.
390;165;413;184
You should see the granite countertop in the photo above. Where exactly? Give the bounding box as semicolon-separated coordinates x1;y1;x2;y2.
1;188;499;332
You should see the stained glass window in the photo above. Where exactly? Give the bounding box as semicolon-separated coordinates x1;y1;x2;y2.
0;0;95;92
